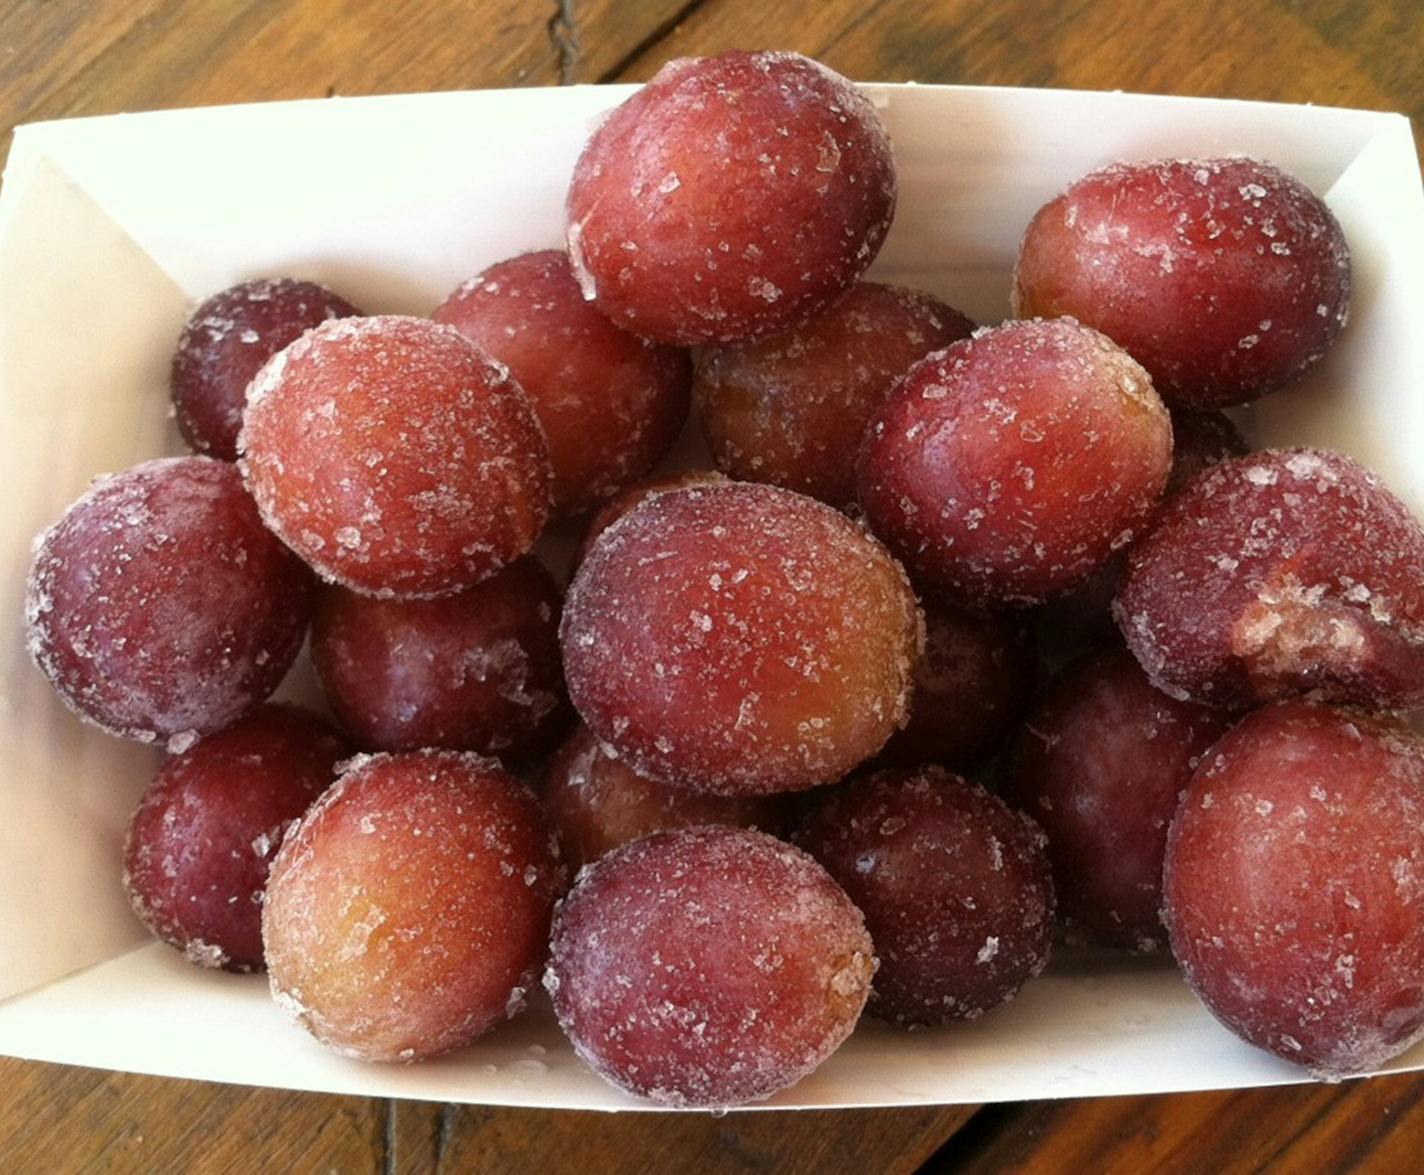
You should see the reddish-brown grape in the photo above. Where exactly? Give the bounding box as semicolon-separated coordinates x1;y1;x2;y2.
1165;701;1424;1075
432;250;691;515
545;826;873;1106
1003;645;1234;949
562;481;922;796
566;51;896;346
171;278;362;460
541;724;787;871
858;318;1172;609
311;556;568;760
263;750;565;1062
25;457;313;746
572;469;728;571
795;767;1054;1027
879;602;1036;771
695;283;974;509
1116;449;1424;711
122;704;350;972
1014;157;1350;409
240;315;552;598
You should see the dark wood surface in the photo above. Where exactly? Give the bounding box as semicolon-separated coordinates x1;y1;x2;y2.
2;1;1422;1171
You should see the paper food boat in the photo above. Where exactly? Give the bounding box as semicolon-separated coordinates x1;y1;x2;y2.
1;82;1422;1110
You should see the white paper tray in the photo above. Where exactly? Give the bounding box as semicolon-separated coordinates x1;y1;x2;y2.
1;83;1421;1111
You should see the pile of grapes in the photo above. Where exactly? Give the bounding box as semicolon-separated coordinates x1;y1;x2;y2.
24;50;1424;1107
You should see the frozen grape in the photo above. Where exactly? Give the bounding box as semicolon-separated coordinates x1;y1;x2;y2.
572;469;728;571
240;315;552;598
122;704;350;972
794;767;1054;1026
26;457;313;746
858;318;1172;609
562;481;922;796
1004;645;1233;949
311;556;569;760
1014;157;1350;409
566;50;896;346
263;750;564;1062
545;826;873;1107
171;278;362;460
695;283;974;509
433;250;691;515
541;723;787;871
879;602;1036;771
1165;701;1424;1075
1116;449;1424;711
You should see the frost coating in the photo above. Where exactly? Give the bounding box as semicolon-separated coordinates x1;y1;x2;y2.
794;767;1054;1027
240;315;553;599
1115;448;1424;711
1164;702;1424;1076
542;723;786;871
880;601;1037;771
561;480;923;795
858;318;1173;610
1014;156;1351;409
311;556;568;760
171;277;362;461
123;704;350;973
545;826;873;1107
1003;645;1233;950
564;50;897;346
25;457;314;743
262;749;565;1062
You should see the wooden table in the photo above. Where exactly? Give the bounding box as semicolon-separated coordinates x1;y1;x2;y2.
3;1;1422;1170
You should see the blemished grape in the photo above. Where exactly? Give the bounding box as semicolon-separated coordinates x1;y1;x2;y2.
1116;449;1424;711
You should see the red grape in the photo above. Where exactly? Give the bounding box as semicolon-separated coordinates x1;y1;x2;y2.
1014;157;1350;409
545;826;873;1106
567;51;896;345
26;457;313;746
123;704;349;971
1166;702;1424;1075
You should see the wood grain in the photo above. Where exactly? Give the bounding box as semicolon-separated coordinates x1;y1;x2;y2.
1;1;1422;1172
929;1071;1424;1174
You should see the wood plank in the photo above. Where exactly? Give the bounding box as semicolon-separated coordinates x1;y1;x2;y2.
429;1103;979;1174
0;0;561;167
0;1056;385;1174
928;1071;1424;1174
601;0;1424;141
